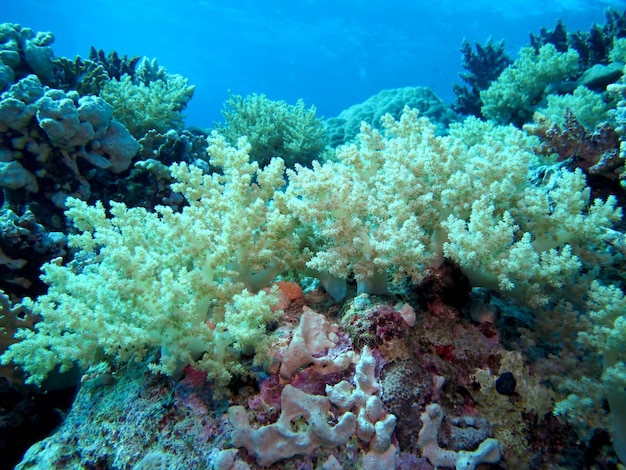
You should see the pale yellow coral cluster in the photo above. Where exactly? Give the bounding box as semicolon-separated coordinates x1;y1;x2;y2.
284;107;620;306
1;132;292;389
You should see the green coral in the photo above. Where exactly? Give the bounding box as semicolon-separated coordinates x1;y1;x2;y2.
538;85;610;129
481;44;580;125
101;71;194;138
553;281;626;463
217;92;327;168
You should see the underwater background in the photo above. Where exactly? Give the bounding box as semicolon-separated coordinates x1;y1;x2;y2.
3;0;625;126
2;1;626;469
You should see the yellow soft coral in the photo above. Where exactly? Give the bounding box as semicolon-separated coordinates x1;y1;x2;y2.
283;107;620;306
1;132;292;390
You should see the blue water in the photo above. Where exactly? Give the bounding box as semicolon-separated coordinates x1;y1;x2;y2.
2;0;624;127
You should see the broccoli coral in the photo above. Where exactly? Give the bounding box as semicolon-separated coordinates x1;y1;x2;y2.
100;70;194;138
283;107;620;306
481;44;580;125
0;132;294;391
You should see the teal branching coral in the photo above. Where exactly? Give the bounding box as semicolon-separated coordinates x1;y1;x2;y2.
100;62;195;138
217;92;327;168
610;37;626;63
481;44;580;125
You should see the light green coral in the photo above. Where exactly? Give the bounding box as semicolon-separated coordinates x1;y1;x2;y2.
101;72;194;138
481;44;580;125
217;92;327;168
538;85;610;129
0;132;294;390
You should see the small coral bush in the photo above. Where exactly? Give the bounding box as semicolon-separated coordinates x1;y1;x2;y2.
217;92;327;168
101;72;194;138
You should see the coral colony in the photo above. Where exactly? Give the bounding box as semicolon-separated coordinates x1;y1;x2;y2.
1;9;626;469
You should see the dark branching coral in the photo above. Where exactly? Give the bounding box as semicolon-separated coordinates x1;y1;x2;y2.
139;128;209;167
88;46;140;81
54;56;110;96
452;37;512;117
545;8;626;68
530;19;569;53
54;48;141;98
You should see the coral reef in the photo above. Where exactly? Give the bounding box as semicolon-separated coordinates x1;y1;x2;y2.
2;12;626;469
3;102;625;468
7;290;508;469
